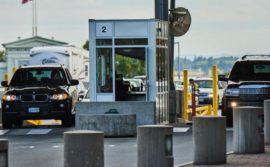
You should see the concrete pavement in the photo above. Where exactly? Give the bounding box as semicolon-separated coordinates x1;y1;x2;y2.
178;145;270;167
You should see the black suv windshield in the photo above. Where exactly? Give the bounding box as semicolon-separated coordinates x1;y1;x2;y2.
229;61;270;82
10;67;68;87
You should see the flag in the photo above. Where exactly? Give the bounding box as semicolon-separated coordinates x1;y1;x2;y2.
22;0;31;4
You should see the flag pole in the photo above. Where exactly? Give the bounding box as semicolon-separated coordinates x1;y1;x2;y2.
32;0;34;36
34;0;37;36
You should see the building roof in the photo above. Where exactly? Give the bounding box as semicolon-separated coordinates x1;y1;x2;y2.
2;36;68;49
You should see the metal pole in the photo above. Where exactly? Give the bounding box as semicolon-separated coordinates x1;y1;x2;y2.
169;0;175;90
155;0;169;20
174;42;180;80
34;0;37;36
178;41;180;79
32;0;34;36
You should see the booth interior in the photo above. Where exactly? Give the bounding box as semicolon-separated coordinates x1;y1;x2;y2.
96;46;147;102
115;47;146;101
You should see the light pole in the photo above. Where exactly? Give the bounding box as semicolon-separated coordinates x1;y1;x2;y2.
174;41;180;80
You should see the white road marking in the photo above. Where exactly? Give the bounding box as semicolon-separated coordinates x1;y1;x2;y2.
226;128;233;131
0;130;9;135
29;146;35;149
27;129;52;135
52;145;61;148
173;127;190;133
106;144;116;148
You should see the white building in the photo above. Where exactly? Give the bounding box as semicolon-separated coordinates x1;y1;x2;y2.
1;36;67;81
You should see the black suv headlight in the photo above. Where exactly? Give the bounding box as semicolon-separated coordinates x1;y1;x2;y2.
51;93;69;100
225;88;239;96
2;95;18;101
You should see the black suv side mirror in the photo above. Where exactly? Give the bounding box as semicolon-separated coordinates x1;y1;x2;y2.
218;74;228;82
1;81;9;87
70;79;79;86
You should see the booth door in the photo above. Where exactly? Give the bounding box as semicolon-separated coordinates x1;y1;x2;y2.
115;47;148;101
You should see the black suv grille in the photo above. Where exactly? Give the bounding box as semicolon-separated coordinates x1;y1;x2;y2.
21;94;48;102
239;88;270;101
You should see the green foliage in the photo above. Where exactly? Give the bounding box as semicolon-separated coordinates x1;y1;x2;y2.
83;40;89;50
115;54;145;78
0;50;5;62
175;56;239;74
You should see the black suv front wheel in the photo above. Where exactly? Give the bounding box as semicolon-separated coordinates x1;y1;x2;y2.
61;111;73;127
2;114;12;129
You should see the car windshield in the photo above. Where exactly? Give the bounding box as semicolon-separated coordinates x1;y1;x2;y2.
9;67;68;87
229;61;270;82
195;80;212;88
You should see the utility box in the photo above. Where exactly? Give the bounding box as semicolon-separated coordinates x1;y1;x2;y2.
87;19;170;124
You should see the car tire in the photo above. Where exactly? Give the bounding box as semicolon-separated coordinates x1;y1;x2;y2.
14;119;23;127
221;109;233;127
2;117;12;129
61;112;73;127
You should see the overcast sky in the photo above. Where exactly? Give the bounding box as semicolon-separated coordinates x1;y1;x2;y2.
1;0;270;57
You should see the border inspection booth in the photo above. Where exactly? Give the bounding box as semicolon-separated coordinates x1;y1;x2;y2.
76;19;170;129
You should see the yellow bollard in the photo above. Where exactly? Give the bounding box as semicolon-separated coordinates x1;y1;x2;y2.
212;65;218;116
12;67;17;75
4;73;8;82
183;70;188;121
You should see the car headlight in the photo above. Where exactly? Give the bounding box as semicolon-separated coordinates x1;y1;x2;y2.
225;88;239;96
2;95;17;101
51;93;68;100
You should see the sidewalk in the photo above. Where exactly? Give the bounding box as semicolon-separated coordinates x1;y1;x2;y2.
178;145;270;167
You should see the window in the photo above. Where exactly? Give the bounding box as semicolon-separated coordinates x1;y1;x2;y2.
96;48;113;93
115;38;148;45
96;39;112;46
10;68;67;86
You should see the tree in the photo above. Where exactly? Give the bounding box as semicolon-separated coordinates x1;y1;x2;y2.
0;50;5;62
83;40;89;50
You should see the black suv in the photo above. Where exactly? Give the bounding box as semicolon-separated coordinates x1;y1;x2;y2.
1;65;79;128
222;55;270;126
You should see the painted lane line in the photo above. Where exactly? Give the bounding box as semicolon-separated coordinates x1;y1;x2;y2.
173;127;189;133
106;144;116;148
27;129;52;135
0;130;9;135
29;146;35;149
52;145;61;148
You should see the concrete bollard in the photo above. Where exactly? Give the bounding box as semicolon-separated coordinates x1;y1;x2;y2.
137;125;174;167
233;106;264;153
193;116;226;165
64;130;104;167
0;139;8;167
264;100;270;144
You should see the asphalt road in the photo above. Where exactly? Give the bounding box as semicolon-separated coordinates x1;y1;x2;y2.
0;126;233;167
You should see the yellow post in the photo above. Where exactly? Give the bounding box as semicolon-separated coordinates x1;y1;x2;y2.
212;65;218;116
4;73;8;82
12;67;17;75
183;69;188;121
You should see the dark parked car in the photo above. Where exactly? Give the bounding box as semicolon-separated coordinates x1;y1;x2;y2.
222;55;270;126
1;65;79;129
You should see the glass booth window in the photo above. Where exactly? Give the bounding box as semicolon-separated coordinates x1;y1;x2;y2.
96;48;113;93
96;39;112;46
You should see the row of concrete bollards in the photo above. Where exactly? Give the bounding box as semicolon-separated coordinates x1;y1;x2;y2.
193;101;270;166
64;103;270;167
2;101;270;167
64;125;174;167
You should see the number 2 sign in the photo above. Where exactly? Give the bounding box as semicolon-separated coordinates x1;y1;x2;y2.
96;22;113;37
